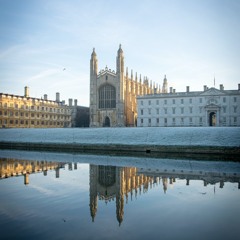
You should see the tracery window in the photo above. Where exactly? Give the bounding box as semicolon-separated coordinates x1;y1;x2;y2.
99;84;116;109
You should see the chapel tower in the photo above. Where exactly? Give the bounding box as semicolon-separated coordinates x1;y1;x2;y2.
89;45;161;127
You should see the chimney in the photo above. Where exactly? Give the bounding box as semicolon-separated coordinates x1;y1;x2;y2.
56;92;60;102
69;98;73;107
204;85;207;91
74;99;78;106
238;83;240;91
186;86;189;93
173;89;176;93
170;87;173;93
219;84;224;91
44;94;48;100
62;100;65;105
24;86;29;98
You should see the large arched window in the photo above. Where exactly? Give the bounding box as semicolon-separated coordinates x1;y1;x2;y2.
99;84;116;109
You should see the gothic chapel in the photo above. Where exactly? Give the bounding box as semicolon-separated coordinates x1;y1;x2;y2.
89;45;167;127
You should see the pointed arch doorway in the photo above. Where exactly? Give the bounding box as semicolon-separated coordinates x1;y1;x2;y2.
103;116;110;127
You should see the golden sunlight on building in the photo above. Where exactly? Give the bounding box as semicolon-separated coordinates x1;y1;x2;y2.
0;86;72;128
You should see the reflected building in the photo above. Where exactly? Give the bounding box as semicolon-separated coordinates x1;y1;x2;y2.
89;165;159;225
0;158;65;184
90;165;240;225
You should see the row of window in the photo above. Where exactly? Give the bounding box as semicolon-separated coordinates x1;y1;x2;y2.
139;117;238;124
0;111;70;119
140;106;238;115
140;96;238;106
0;119;69;126
0;103;70;113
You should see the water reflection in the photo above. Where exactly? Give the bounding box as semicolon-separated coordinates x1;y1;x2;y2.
89;164;240;226
1;157;239;228
0;158;65;184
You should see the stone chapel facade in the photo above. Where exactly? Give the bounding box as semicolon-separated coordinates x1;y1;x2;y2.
89;45;166;127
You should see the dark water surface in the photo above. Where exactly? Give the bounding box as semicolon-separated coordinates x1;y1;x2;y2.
0;153;239;240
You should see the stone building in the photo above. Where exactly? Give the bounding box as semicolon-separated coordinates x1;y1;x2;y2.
0;86;72;128
137;84;240;127
89;45;165;127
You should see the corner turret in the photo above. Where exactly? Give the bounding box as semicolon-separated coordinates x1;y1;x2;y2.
90;48;98;76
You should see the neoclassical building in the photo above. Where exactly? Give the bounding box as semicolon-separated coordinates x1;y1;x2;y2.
89;45;166;127
137;84;240;127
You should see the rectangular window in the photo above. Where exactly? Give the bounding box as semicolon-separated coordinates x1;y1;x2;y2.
164;118;167;124
189;117;192;123
172;108;175;114
141;119;143;124
156;118;159;123
172;99;175;104
141;109;143;115
234;117;237;122
164;100;167;105
156;108;159;114
199;98;202;103
148;100;151;105
148;119;151;123
189;98;192;104
148;109;151;115
164;108;167;114
156;100;159;105
234;106;237;113
181;99;184;104
223;97;226;103
189;107;193;114
234;97;237;102
199;117;202;122
172;118;175;123
181;108;184;114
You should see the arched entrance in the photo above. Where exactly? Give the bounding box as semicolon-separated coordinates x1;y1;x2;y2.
209;112;216;126
103;116;110;127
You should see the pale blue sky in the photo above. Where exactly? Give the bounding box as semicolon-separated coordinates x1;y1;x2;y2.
0;0;239;106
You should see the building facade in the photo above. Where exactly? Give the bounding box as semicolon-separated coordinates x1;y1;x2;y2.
137;84;240;127
89;45;166;127
0;87;72;128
